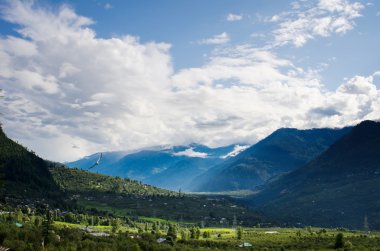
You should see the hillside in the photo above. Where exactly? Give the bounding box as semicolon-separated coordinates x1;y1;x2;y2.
49;165;263;225
250;120;380;230
191;127;351;192
67;144;241;191
49;165;175;197
0;126;65;206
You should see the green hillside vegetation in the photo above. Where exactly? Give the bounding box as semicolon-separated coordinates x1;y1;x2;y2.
49;165;263;226
251;120;380;230
0;126;65;206
49;165;174;196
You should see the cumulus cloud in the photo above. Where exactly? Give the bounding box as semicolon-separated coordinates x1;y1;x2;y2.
0;1;173;161
0;1;379;162
226;13;243;21
272;0;364;47
198;32;230;45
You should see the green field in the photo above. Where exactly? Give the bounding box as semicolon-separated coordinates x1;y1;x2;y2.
50;219;380;250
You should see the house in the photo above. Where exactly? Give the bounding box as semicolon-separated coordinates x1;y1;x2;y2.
238;242;252;248
265;231;278;234
156;237;166;243
89;232;110;237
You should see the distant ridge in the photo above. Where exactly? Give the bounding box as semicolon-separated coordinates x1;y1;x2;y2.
191;126;351;192
66;143;240;191
250;120;380;229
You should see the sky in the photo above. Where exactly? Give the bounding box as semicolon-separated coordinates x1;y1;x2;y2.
0;0;379;162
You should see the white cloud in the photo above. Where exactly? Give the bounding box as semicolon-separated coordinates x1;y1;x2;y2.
272;0;364;47
221;145;250;159
338;75;377;95
0;1;379;162
198;32;230;45
226;13;243;21
173;148;208;158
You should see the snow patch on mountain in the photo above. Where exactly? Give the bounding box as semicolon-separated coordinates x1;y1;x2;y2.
173;148;209;158
221;145;250;159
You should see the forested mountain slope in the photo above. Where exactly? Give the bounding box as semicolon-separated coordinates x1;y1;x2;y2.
192;127;351;192
0;126;64;206
250;120;380;230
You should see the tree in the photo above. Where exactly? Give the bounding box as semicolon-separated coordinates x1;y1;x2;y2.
334;233;344;249
195;227;201;240
202;231;208;239
202;231;211;239
167;224;177;240
41;210;52;245
190;227;196;239
152;222;158;231
181;230;187;240
111;218;120;234
236;226;243;240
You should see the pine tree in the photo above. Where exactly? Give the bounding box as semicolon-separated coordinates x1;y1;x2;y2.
236;226;243;240
41;210;52;245
190;227;196;239
167;224;177;240
334;233;344;249
195;227;201;240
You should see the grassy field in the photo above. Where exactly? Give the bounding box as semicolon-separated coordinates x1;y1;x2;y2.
50;219;380;250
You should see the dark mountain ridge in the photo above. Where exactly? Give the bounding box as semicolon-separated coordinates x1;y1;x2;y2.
250;120;380;229
191;126;351;192
0;126;65;206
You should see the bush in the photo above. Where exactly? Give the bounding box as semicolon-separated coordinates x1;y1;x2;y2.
335;233;344;249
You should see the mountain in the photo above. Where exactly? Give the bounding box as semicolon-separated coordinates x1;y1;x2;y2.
191;127;351;192
0;126;65;206
250;120;380;230
67;144;243;191
66;151;127;171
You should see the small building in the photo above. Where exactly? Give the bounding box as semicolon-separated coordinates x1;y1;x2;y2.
238;242;252;248
89;232;110;237
265;231;278;234
156;237;166;243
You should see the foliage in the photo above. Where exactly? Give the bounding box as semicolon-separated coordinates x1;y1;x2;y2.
0;127;65;206
236;226;243;240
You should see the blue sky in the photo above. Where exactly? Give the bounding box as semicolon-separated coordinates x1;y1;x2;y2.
43;0;380;88
0;0;379;161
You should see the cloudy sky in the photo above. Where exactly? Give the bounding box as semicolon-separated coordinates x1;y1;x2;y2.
0;0;379;162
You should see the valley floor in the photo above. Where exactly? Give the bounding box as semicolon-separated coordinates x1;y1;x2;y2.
1;217;380;250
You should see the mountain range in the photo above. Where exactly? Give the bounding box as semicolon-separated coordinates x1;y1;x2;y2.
66;143;247;191
249;120;380;229
68;127;352;192
1;120;380;230
0;128;262;225
188;127;352;191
